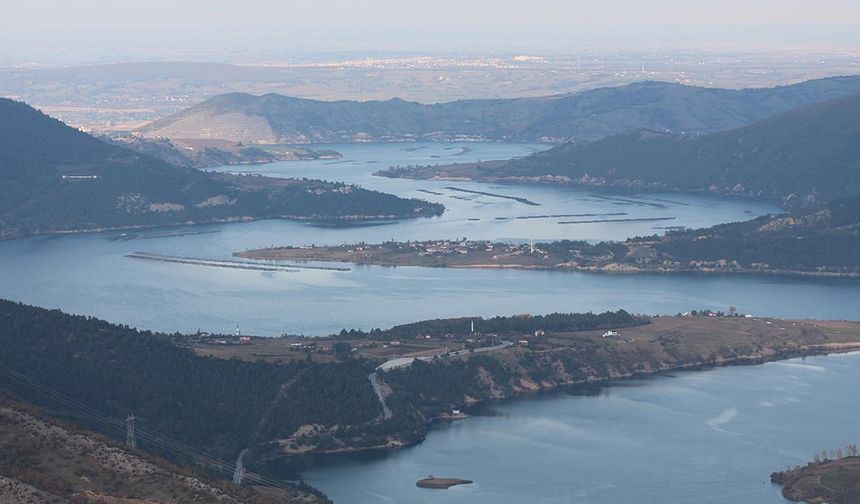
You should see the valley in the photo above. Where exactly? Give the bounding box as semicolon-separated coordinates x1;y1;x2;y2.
2;53;860;504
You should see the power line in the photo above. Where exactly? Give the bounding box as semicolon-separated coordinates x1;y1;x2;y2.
0;362;299;495
125;414;137;450
0;363;295;491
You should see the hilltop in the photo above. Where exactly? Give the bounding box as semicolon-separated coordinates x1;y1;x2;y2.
0;99;442;239
137;76;860;145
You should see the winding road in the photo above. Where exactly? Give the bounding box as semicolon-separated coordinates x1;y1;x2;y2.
368;372;392;420
368;341;513;419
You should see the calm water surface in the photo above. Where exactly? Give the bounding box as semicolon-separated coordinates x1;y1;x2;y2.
2;142;859;503
1;142;857;335
303;352;860;504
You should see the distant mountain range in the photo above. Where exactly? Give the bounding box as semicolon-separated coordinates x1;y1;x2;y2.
138;76;860;144
381;91;860;206
0;99;442;239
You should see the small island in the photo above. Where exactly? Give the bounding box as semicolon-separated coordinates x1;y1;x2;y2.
417;477;473;489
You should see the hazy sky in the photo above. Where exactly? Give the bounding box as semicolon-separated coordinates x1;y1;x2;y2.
4;0;860;63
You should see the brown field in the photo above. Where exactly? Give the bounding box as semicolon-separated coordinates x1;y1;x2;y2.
190;316;860;368
189;339;339;364
189;336;451;364
546;316;860;348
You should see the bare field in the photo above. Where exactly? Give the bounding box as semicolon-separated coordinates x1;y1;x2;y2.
190;316;860;368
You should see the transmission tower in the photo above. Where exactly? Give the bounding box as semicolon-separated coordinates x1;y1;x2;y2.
125;414;137;450
233;448;248;485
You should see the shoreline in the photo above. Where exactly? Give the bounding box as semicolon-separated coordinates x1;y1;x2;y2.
772;455;860;503
125;252;352;273
448;263;860;279
0;213;438;243
416;477;473;489
236;245;860;280
278;342;860;460
374;167;793;208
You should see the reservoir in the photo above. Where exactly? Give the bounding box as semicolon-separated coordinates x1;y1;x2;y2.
301;351;860;504
1;141;858;503
0;142;858;335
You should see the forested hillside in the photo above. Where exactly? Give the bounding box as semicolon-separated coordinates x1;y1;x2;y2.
643;194;860;273
0;300;408;468
499;195;860;276
3;299;859;483
0;99;442;239
138;76;860;144
403;91;860;205
0;302;649;466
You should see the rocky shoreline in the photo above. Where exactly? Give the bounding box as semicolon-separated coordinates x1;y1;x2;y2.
271;321;860;459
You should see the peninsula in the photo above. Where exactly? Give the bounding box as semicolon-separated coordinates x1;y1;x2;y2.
0;98;443;240
5;299;860;487
235;220;860;279
771;451;860;504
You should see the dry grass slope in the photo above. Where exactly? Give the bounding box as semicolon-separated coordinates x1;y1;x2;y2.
0;397;322;504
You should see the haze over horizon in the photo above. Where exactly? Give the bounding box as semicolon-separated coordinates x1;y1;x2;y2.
3;0;860;65
4;1;860;503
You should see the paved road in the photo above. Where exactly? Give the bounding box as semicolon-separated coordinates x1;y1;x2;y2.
368;372;392;419
376;340;513;372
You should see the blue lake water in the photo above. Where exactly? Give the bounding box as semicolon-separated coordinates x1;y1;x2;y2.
1;142;857;336
2;141;859;503
303;352;860;504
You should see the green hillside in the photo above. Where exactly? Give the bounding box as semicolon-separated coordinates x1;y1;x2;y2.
643;194;860;273
0;299;393;469
458;92;860;204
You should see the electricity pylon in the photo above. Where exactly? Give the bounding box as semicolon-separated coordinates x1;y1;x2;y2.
125;414;136;450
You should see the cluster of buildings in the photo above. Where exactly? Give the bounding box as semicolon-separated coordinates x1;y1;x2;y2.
392;239;536;258
287;341;335;353
190;330;252;346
